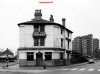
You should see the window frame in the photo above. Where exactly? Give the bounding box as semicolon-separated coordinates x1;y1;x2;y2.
61;38;63;48
34;25;39;32
27;52;34;61
68;41;69;49
45;52;52;61
60;52;64;60
40;37;45;46
40;25;45;32
34;38;39;46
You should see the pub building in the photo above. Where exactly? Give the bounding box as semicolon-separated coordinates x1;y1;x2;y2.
18;10;73;66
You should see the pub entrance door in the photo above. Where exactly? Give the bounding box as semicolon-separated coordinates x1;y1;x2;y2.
36;52;43;66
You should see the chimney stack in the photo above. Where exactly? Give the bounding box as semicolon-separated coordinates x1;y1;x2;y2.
62;18;66;27
50;15;54;22
34;10;42;20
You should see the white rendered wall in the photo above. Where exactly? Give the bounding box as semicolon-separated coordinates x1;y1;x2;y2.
52;52;60;59
19;52;26;59
69;33;72;39
45;25;54;47
69;41;72;50
64;52;68;59
19;24;72;50
53;25;63;48
19;25;25;47
65;30;68;38
19;25;33;48
53;26;72;51
24;25;33;47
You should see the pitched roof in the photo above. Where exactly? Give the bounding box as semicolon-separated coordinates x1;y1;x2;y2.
0;49;14;56
18;19;73;33
18;19;59;25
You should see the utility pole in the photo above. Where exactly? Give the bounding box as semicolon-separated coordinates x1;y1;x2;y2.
6;48;8;67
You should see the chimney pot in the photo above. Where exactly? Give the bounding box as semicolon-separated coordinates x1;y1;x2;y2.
34;9;42;20
50;15;54;22
62;18;66;27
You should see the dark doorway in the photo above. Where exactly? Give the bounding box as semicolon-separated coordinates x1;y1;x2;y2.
36;52;43;66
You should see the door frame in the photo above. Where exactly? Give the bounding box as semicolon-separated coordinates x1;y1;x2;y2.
36;52;43;66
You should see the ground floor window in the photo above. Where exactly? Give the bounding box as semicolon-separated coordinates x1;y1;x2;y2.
27;52;34;61
60;53;64;60
45;52;52;61
67;53;70;59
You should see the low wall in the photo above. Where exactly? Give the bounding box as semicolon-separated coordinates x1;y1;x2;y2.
19;59;71;67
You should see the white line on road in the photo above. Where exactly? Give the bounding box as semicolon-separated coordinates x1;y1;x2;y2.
97;69;100;71
79;68;86;71
62;68;69;71
70;68;78;71
88;69;94;71
0;69;48;73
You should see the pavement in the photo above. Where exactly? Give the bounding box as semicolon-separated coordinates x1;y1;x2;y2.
0;62;88;73
8;62;88;70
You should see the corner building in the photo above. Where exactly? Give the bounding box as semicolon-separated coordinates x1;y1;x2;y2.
18;10;73;66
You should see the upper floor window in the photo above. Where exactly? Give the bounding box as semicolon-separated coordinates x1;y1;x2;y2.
34;25;45;32
61;29;63;34
68;32;69;37
40;25;44;32
61;38;63;48
34;37;45;46
68;41;69;49
34;38;39;46
34;25;39;32
40;37;45;46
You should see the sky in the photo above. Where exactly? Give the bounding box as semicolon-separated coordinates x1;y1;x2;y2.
0;0;100;53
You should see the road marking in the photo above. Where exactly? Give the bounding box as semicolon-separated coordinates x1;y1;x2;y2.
79;68;86;71
62;68;69;71
88;69;94;71
0;69;48;73
97;69;100;71
70;68;78;71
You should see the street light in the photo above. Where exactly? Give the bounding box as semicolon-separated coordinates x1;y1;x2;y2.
6;48;8;67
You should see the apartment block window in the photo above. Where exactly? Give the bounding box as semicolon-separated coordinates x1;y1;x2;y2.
40;25;44;32
61;38;63;47
45;52;52;61
34;25;39;32
40;38;45;46
27;52;34;61
60;53;64;60
34;38;39;46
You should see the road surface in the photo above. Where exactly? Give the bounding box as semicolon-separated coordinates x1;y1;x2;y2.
0;61;100;74
37;61;100;74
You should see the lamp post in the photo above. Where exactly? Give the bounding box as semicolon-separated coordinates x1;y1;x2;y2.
97;49;98;61
6;48;8;67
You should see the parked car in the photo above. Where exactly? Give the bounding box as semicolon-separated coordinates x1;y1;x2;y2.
88;59;94;63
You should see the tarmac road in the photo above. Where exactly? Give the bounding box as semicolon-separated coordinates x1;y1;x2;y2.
0;61;100;74
37;61;100;74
